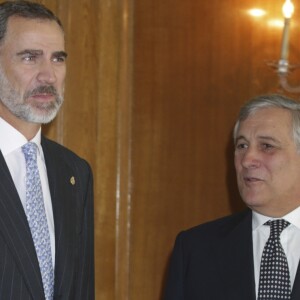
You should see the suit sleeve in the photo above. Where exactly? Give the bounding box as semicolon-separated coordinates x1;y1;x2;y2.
76;162;95;300
164;232;185;300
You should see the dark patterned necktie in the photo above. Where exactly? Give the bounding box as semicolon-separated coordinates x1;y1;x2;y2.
258;219;291;300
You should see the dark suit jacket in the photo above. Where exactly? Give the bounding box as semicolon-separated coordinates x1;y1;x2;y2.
164;209;300;300
0;136;94;299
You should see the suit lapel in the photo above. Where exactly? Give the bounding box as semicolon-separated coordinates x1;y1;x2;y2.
0;151;44;299
291;261;300;299
216;210;256;300
42;138;77;298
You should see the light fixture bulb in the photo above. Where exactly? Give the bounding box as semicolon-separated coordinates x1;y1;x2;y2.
282;0;294;19
248;8;266;17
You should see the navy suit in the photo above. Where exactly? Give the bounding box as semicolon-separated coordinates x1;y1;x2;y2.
164;209;300;300
0;136;94;299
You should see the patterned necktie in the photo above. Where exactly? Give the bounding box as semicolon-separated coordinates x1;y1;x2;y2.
22;142;54;300
258;219;291;300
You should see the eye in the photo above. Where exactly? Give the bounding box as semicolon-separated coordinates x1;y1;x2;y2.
22;54;36;62
52;52;67;63
52;56;66;63
261;143;274;151
236;143;248;150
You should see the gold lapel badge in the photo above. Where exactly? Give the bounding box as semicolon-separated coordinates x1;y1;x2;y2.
70;176;76;185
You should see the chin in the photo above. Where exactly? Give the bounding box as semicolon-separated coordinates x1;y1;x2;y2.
25;110;58;124
31;105;60;121
240;192;264;208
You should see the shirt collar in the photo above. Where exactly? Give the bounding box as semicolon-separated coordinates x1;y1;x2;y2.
0;117;42;155
252;211;270;231
252;206;300;231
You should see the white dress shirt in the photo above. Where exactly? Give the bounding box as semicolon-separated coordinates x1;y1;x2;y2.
252;207;300;298
0;117;55;268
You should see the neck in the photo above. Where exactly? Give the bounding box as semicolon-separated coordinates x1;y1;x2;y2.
0;103;40;140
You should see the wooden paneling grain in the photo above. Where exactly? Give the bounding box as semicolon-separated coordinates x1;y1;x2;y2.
129;0;300;299
10;0;300;299
53;0;134;298
42;0;131;298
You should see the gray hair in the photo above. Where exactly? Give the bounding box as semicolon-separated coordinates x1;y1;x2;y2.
0;1;63;45
233;94;300;150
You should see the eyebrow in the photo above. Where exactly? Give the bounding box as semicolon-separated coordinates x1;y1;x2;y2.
53;51;68;59
235;135;280;144
257;136;280;142
235;135;247;144
16;49;68;59
17;49;43;56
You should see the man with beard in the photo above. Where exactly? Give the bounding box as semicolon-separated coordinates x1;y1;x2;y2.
0;1;94;299
164;94;300;300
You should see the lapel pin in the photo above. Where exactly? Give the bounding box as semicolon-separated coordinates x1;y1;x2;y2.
70;176;75;185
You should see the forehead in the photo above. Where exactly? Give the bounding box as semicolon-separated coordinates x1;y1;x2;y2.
238;107;293;138
2;16;65;51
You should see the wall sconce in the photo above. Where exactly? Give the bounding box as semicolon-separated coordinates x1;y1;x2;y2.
268;0;300;93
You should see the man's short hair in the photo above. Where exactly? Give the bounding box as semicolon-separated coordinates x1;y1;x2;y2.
0;0;63;44
233;94;300;151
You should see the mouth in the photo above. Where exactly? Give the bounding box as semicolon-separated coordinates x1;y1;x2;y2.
25;86;58;102
28;93;55;105
243;176;264;185
31;93;54;98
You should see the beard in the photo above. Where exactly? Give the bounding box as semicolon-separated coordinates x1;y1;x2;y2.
0;69;64;124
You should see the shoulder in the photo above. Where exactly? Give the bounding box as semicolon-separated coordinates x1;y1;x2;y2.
41;136;92;173
176;209;252;249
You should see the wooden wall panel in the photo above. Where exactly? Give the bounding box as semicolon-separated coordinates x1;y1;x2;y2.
6;0;300;299
41;0;131;298
52;1;126;298
130;0;300;299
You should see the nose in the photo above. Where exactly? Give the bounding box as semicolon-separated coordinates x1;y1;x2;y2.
36;60;57;84
239;147;261;169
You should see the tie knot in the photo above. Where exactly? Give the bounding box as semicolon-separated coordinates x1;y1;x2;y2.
265;219;290;238
22;142;38;162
